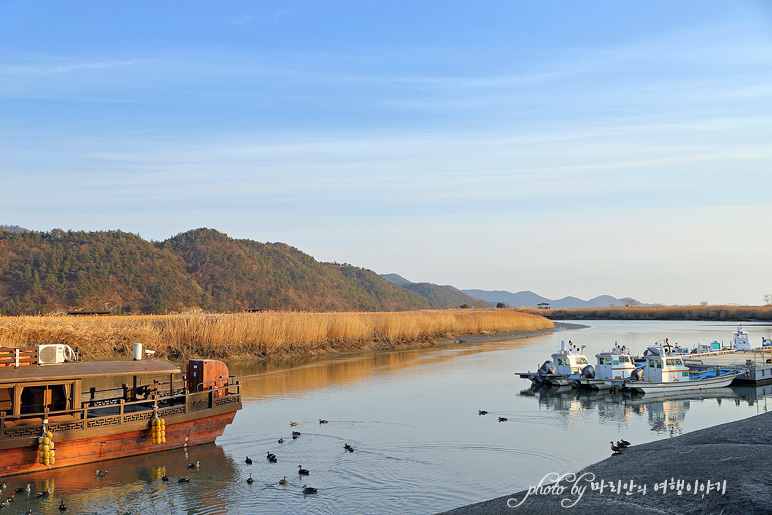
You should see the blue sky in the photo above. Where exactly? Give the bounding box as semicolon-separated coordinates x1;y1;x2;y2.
2;1;771;306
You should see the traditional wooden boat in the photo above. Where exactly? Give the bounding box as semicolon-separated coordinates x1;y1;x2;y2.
0;344;241;476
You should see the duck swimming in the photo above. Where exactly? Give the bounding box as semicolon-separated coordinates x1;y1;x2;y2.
245;456;253;465
247;473;254;484
177;478;190;483
343;443;354;452
278;438;284;444
302;485;317;494
59;500;67;511
279;476;288;485
478;410;488;415
319;419;328;424
290;421;298;427
498;417;508;422
187;460;200;469
298;465;310;476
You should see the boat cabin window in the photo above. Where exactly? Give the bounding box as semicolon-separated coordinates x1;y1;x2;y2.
619;356;630;363
649;359;662;369
576;357;588;365
612;359;619;365
599;357;610;365
19;384;70;415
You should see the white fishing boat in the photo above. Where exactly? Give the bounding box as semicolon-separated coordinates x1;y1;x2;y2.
517;340;590;387
575;343;637;390
608;345;747;395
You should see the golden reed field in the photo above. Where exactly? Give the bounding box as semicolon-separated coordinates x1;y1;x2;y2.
0;309;554;361
518;305;772;321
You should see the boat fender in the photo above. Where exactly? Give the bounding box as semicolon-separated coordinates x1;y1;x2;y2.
581;365;595;379
538;360;556;376
37;430;55;466
151;417;166;445
629;368;644;382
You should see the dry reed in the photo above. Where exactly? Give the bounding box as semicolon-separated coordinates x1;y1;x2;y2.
0;309;553;361
518;305;772;321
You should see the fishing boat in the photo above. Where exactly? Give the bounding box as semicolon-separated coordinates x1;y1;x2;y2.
607;345;746;395
517;340;590;387
574;343;637;390
0;343;241;476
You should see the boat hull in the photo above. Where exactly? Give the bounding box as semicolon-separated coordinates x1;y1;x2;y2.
611;372;745;395
0;409;237;476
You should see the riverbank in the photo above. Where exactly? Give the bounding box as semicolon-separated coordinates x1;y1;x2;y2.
439;409;772;514
518;304;772;321
0;309;554;361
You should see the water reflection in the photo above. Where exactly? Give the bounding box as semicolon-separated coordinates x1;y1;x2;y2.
521;384;772;437
12;443;237;515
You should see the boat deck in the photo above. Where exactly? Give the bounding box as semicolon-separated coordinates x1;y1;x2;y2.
683;349;772;385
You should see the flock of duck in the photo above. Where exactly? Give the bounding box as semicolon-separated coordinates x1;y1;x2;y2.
0;418;351;513
239;419;354;497
0;482;67;512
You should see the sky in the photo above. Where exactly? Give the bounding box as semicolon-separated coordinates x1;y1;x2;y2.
1;1;771;306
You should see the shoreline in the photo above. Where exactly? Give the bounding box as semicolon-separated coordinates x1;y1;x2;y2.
438;409;772;514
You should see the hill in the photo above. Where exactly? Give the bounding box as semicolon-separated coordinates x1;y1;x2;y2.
463;289;645;308
381;274;487;308
0;228;432;315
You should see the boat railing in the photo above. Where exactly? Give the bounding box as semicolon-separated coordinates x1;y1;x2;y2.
0;347;38;368
0;376;240;438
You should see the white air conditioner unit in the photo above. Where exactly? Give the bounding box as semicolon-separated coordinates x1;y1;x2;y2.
37;344;67;365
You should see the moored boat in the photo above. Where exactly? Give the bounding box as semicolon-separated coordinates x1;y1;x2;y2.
517;340;590;387
575;343;637;390
607;345;746;395
0;344;241;476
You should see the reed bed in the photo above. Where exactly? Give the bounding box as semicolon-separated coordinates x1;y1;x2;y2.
518;305;772;321
0;309;553;361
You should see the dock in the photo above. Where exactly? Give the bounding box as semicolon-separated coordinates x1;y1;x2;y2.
683;347;772;385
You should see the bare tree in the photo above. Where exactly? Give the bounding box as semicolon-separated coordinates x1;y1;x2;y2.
764;294;772;306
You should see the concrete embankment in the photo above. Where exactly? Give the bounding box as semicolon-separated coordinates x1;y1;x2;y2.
439;409;772;514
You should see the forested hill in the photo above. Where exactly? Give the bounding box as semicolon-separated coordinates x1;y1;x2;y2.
0;228;432;315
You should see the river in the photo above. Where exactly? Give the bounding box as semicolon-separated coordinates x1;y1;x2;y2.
10;320;772;514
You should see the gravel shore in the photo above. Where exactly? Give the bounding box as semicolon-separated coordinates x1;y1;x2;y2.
439;409;772;514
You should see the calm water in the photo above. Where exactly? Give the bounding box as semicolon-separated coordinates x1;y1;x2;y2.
10;320;772;514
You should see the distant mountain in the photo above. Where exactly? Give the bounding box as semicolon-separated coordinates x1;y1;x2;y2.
381;274;486;308
0;225;30;233
462;289;646;309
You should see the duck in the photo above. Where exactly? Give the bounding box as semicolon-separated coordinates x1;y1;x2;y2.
292;431;301;439
343;443;354;452
15;484;31;493
161;474;169;481
187;460;200;469
267;452;277;463
246;473;254;485
478;410;488;415
278;438;284;444
25;509;32;515
619;439;631;448
279;476;288;485
95;469;108;477
59;500;67;511
319;419;328;424
245;456;253;465
297;465;310;476
610;441;623;453
177;478;190;483
0;483;5;490
302;485;317;494
290;421;298;427
498;417;508;422
36;488;51;498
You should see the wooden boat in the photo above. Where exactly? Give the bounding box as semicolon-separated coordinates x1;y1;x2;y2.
0;344;241;476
